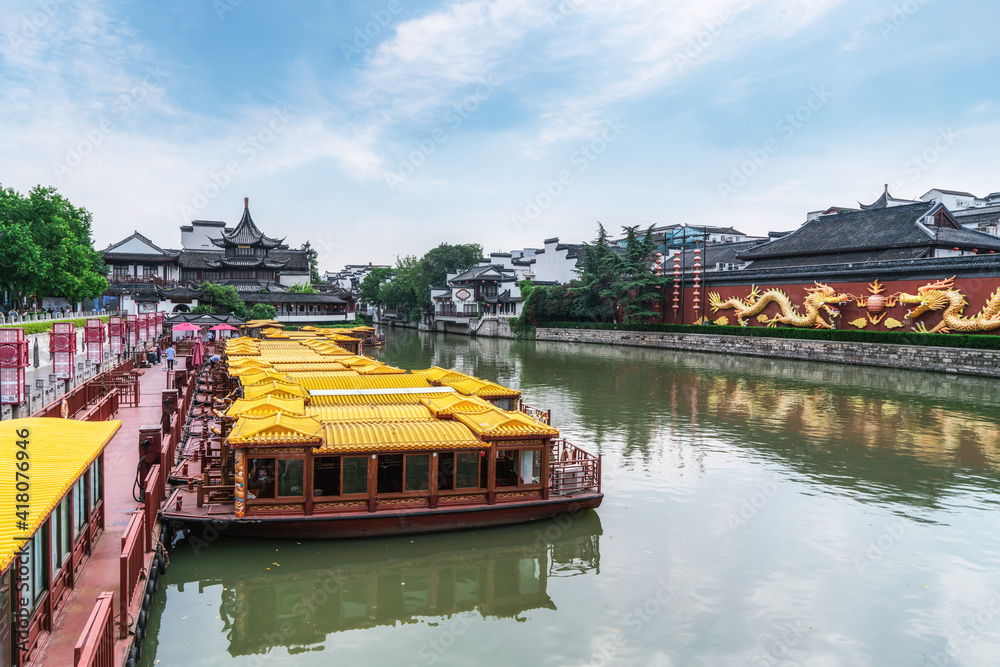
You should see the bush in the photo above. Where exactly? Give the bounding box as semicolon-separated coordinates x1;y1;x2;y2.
540;321;1000;351
5;316;109;336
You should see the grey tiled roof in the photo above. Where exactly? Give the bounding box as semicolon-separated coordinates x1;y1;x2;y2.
210;204;284;249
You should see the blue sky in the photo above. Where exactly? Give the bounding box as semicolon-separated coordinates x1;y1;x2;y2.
1;0;998;271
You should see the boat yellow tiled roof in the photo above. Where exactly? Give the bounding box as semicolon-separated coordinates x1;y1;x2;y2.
308;392;446;406
0;418;121;571
305;404;434;423
227;396;306;418
298;374;433;392
442;377;521;399
316;421;484;454
228;414;324;445
412;367;475;384
227;358;272;371
237;370;296;386
331;355;380;367
454;407;559;438
244;319;281;328
352;364;406;375
242;381;311;401
271;362;352;372
419;394;496;417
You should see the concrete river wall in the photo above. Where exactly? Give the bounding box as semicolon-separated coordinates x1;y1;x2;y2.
534;327;1000;378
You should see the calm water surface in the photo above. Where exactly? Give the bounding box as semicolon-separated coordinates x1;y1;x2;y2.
143;329;1000;666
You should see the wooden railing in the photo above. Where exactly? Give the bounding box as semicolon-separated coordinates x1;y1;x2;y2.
33;356;135;418
549;439;601;495
118;512;144;638
518;400;551;425
143;464;164;554
73;591;115;667
79;389;119;422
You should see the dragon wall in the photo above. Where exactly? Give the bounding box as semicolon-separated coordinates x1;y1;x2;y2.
668;274;1000;333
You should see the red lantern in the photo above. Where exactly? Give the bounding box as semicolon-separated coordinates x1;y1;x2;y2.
50;322;76;380
0;328;29;405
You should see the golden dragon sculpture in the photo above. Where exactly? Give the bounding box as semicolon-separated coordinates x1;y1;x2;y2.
708;282;849;328
898;276;1000;333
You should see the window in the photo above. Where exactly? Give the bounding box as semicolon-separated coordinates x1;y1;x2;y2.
73;477;88;531
19;532;47;618
248;459;276;499
277;459;304;497
495;449;542;487
377;454;431;494
50;497;73;579
313;455;372;497
438;452;483;490
89;459;101;511
248;458;304;499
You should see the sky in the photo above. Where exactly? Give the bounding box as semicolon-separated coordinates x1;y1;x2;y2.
1;0;998;273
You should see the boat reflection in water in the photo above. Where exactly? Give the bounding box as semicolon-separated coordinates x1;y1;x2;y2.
167;512;601;658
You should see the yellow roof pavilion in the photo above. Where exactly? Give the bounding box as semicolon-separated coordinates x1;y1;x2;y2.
419;394;496;417
305;404;434;423
308;392;447;406
412;367;475;384
237;370;296;386
242;381;311;401
0;418;121;571
228;414;323;446
317;421;484;454
298;374;433;392
442;377;521;399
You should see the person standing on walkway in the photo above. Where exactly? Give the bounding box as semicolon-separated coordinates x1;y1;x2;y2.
165;344;176;370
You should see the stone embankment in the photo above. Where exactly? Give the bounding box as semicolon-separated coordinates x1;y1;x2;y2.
535;328;1000;378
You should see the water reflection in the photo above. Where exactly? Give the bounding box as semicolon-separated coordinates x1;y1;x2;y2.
166;513;601;658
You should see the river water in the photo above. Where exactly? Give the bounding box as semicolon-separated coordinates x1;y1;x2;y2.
142;329;1000;666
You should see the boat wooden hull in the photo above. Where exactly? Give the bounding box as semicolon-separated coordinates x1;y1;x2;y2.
161;491;603;539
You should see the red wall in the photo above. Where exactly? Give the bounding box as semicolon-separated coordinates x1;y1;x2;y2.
663;275;1000;333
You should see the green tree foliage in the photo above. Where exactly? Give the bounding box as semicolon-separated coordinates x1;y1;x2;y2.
301;242;320;283
0;185;107;308
249;303;277;320
373;244;483;320
193;283;247;317
599;225;671;324
286;282;318;294
359;267;393;308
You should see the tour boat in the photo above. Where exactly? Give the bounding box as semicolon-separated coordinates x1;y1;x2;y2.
161;332;603;539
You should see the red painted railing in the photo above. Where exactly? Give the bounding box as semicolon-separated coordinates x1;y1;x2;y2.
143;465;163;554
33;357;135;418
73;591;115;667
518;400;552;425
118;512;144;638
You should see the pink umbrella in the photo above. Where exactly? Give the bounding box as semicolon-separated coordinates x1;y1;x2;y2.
209;324;238;331
172;322;202;331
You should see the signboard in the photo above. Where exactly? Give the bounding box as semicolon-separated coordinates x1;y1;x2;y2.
85;318;105;365
0;328;28;404
455;288;472;301
108;316;124;355
50;322;76;380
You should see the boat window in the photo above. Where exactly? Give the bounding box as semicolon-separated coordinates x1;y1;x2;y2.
438;453;455;490
20;531;47;617
50;497;73;579
314;456;341;497
0;569;9;667
277;459;304;497
73;477;87;531
377;454;403;494
495;450;519;487
456;452;481;489
496;448;542;487
248;459;276;499
90;458;102;508
405;455;430;492
520;450;542;484
343;457;368;495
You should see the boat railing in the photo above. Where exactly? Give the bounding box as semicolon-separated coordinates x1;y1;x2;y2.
72;591;115;667
549;439;601;495
143;464;164;553
119;511;145;638
518;400;552;425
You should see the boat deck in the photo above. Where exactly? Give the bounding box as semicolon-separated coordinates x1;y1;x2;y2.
37;366;168;666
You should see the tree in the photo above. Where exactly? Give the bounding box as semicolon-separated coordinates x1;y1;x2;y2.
286;282;318;294
248;303;277;320
193;283;247;317
302;242;320;283
359;267;393;308
599;225;670;324
0;185;107;309
571;223;622;322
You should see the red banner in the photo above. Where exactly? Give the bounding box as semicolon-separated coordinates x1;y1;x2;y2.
126;314;138;348
109;316;124;355
155;312;164;337
0;328;28;404
50;322;76;380
85;318;105;365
